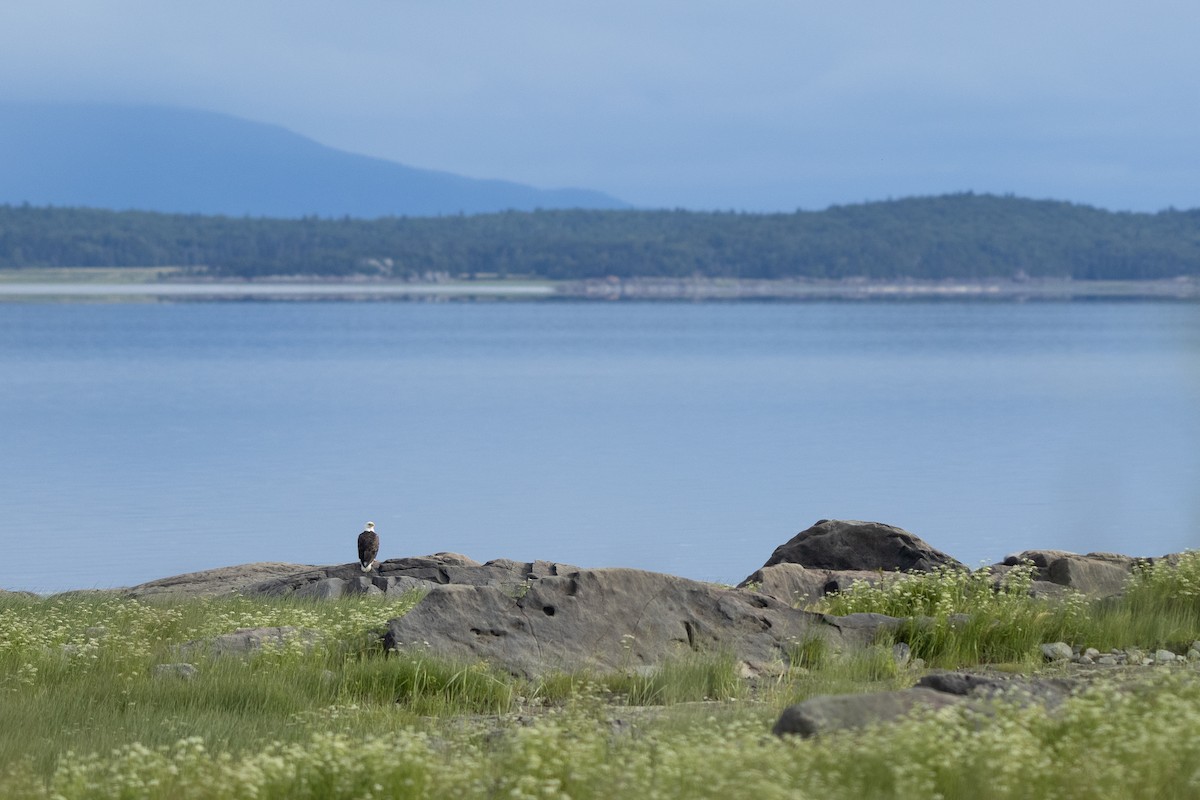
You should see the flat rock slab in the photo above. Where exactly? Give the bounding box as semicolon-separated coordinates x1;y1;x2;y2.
774;671;1081;737
774;688;971;737
761;519;963;573
384;567;890;679
125;563;317;599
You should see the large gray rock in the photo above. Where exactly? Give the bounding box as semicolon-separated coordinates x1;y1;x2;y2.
760;520;963;573
773;688;970;736
737;563;892;606
384;567;891;679
245;553;579;600
124;562;316;599
1002;551;1136;597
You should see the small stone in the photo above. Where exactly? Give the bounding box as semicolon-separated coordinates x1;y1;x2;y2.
1097;656;1118;666
1076;655;1094;664
1155;650;1177;664
1041;642;1073;662
1192;641;1200;653
1084;648;1100;659
1187;649;1200;662
1141;658;1154;666
154;663;198;680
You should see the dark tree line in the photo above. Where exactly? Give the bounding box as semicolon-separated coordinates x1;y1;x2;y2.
1;194;1198;280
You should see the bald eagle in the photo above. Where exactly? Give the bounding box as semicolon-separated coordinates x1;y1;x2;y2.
357;522;379;572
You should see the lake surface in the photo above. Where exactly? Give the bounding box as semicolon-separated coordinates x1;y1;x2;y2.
1;301;1198;593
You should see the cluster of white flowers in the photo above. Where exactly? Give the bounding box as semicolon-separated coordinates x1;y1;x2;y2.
1127;550;1200;605
818;563;1043;620
2;673;1200;798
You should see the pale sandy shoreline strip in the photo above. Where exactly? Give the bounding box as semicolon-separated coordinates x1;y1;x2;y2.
0;282;555;298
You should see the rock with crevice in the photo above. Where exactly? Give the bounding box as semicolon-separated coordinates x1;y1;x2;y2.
245;554;580;600
384;567;893;679
736;563;891;607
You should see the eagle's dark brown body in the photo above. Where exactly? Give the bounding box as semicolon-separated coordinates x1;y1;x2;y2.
357;527;380;572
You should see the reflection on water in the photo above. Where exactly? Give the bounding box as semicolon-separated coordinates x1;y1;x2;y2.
0;301;1197;592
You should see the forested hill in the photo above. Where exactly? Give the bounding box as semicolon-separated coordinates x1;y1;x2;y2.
2;194;1198;281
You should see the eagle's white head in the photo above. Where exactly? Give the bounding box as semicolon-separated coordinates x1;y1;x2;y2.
365;521;375;531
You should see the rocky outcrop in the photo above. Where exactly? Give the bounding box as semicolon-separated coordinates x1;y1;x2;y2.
759;519;963;573
1002;550;1136;598
737;563;891;607
125;562;316;599
244;554;580;599
774;671;1079;737
111;554;582;601
384;567;894;679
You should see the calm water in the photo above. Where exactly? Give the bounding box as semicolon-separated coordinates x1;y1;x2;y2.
1;301;1198;593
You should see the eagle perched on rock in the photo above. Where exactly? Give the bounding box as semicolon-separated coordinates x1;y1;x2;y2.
357;522;379;572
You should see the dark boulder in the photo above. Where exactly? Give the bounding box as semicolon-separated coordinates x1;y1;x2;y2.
759;519;963;573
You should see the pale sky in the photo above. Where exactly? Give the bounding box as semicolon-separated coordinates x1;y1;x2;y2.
2;0;1198;211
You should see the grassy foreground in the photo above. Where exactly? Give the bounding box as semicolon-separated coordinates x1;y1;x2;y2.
2;554;1200;799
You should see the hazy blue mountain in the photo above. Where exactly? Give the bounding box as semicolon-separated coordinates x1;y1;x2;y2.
0;103;629;217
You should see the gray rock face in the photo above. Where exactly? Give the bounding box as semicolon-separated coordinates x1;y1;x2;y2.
737;563;889;606
245;554;578;600
775;671;1080;737
384;567;889;679
760;520;963;573
1002;551;1135;598
773;688;970;737
125;562;317;599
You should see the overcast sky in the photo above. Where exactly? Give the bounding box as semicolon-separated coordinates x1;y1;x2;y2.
2;1;1198;211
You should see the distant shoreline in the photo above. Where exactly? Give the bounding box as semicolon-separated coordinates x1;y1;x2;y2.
0;273;1197;302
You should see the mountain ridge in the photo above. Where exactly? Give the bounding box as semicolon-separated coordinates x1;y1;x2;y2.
0;102;629;217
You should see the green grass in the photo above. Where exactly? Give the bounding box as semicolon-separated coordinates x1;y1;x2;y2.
0;267;185;283
815;554;1200;669
4;554;1200;798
